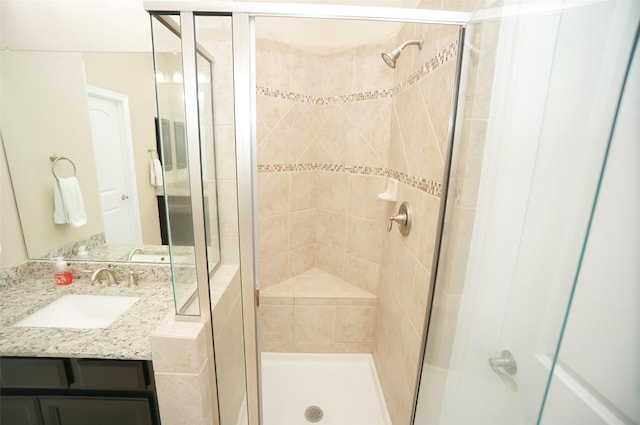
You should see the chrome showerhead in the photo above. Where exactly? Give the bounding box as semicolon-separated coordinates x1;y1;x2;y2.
381;48;402;69
381;38;423;69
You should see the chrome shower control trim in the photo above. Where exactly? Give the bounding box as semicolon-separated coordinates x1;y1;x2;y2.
388;201;412;236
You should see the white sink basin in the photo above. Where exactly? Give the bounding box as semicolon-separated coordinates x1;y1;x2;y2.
14;294;139;329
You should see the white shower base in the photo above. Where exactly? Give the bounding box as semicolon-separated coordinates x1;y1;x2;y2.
261;352;391;425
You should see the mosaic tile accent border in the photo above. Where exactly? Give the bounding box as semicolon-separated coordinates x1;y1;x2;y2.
256;87;393;105
256;40;458;105
257;163;442;197
393;40;458;96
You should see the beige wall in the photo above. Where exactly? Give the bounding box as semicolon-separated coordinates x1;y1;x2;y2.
82;52;161;245
0;29;28;268
1;51;104;259
0;141;28;268
1;50;163;262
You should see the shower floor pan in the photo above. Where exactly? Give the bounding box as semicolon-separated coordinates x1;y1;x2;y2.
261;352;391;425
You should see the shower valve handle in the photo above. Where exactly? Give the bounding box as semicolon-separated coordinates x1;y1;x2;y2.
388;213;408;231
387;202;412;236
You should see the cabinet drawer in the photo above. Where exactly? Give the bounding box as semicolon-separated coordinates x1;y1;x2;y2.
72;360;147;391
0;358;69;389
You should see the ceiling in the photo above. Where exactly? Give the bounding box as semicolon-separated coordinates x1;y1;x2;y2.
0;0;418;52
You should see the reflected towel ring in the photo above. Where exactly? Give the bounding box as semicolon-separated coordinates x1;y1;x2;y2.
50;154;77;179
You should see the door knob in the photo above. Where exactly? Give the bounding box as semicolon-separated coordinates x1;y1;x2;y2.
121;194;129;200
489;350;518;392
489;350;517;376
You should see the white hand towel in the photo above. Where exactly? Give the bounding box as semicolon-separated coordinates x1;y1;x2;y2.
53;182;67;224
149;157;156;186
150;158;163;187
53;177;87;228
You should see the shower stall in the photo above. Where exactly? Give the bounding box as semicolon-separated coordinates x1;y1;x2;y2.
146;1;639;425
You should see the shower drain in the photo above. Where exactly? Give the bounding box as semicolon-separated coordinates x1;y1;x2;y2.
304;405;324;423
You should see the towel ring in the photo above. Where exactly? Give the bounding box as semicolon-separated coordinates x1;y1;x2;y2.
50;154;77;179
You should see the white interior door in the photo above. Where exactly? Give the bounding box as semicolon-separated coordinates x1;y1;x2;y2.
87;86;142;245
487;2;638;421
433;2;639;424
538;28;639;425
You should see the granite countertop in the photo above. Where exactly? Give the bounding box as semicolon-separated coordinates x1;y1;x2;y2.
0;277;173;360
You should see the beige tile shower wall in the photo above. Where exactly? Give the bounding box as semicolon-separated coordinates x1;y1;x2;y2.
256;37;395;292
196;17;239;264
373;22;458;425
257;167;391;293
151;316;218;425
391;3;503;422
374;182;443;425
211;266;246;425
419;18;502;372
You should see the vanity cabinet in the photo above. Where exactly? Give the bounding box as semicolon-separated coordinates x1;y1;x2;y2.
0;357;160;425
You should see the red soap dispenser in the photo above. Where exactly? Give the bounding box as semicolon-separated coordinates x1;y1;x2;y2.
54;257;73;286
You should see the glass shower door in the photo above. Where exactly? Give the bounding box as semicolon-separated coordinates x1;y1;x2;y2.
414;2;639;424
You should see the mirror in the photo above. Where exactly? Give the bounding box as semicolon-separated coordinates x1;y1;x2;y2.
0;47;220;270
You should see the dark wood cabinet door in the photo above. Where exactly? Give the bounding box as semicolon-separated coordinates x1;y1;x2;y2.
0;396;44;425
72;360;147;391
39;397;153;425
1;358;68;389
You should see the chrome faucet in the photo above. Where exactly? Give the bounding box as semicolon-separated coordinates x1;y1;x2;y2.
90;268;118;286
127;248;144;261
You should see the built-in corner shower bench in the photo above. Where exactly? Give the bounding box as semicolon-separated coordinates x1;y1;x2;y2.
259;268;377;353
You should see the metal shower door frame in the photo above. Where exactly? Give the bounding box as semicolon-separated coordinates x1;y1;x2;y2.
144;2;472;424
